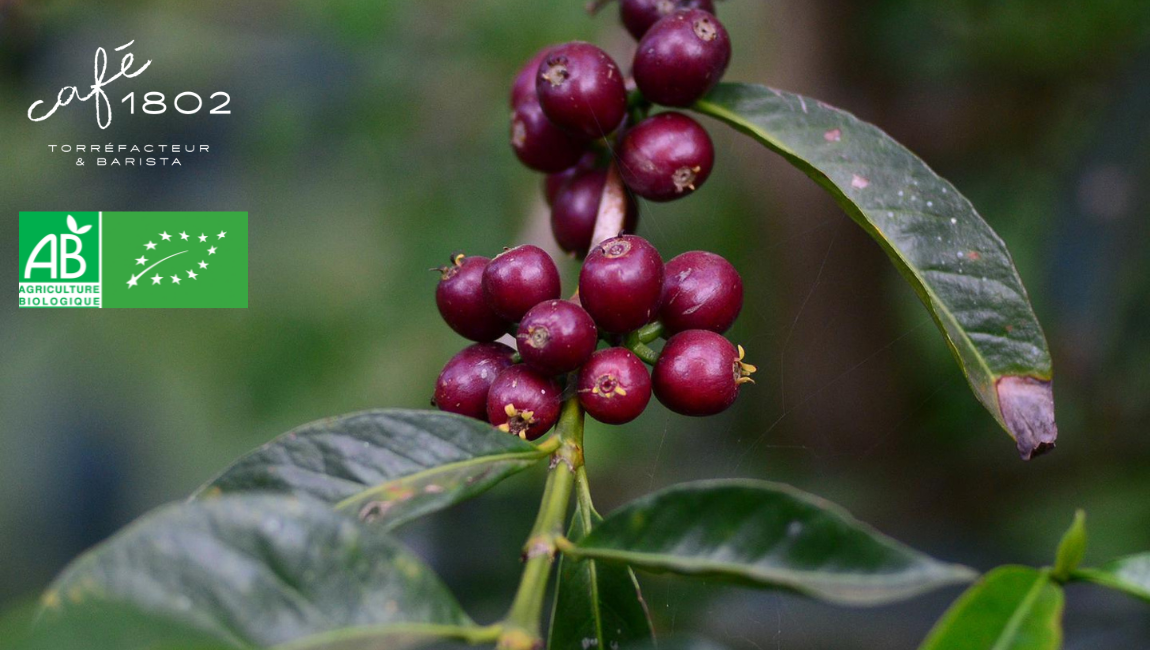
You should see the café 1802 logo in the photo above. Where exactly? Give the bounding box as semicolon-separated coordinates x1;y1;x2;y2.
26;40;231;130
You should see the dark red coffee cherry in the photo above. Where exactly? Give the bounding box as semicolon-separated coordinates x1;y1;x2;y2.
482;244;562;322
433;342;516;420
633;9;731;107
577;348;652;424
516;299;599;375
435;254;510;342
660;251;743;334
653;330;756;416
551;167;639;256
544;152;598;206
579;234;664;333
619;0;716;40
510;46;553;108
536;42;627;139
511;96;590;173
618;112;714;202
487;365;562;440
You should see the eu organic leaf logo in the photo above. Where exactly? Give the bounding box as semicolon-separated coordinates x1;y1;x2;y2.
126;229;225;288
66;215;92;235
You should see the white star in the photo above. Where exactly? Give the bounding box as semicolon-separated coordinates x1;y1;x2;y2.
187;270;198;279
127;275;138;288
217;231;227;239
208;246;217;255
179;231;189;240
160;232;172;241
198;233;208;243
198;260;208;269
145;241;157;250
151;274;163;285
135;256;148;265
171;275;182;284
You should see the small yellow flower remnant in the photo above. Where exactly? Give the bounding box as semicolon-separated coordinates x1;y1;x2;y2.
499;403;537;440
736;345;757;385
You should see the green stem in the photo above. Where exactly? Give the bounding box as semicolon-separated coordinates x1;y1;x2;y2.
498;398;585;650
636;321;664;344
624;331;660;365
626;89;652;122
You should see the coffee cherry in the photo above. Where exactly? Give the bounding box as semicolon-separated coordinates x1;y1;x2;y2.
660;251;743;334
487;365;562;440
618;112;714;202
619;0;716;40
579;235;664;333
544;152;597;206
483;245;562;322
436;254;510;342
511;96;589;173
633;9;731;107
536;42;627;139
510;47;553;108
551;167;639;256
516;299;599;375
653;330;755;416
577;348;652;424
433;342;516;420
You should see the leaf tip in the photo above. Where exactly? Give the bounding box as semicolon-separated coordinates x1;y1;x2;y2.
953;563;981;583
996;376;1057;460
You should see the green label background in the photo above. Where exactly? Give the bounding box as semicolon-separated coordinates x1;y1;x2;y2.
102;212;248;308
18;211;101;283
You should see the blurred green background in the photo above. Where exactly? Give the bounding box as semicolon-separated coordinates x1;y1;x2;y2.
2;0;1149;647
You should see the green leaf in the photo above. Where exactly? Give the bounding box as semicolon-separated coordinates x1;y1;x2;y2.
570;479;975;606
195;409;549;529
694;84;1057;459
1074;553;1150;604
548;504;653;650
919;567;1064;650
34;495;477;650
1052;510;1086;581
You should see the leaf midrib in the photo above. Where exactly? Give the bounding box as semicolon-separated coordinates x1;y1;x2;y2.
273;622;496;650
579;504;606;649
570;545;971;601
990;570;1051;650
333;448;548;511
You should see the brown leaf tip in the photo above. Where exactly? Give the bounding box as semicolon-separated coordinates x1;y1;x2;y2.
997;376;1057;460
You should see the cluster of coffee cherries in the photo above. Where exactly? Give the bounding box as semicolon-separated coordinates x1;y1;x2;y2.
433;235;755;440
509;0;730;256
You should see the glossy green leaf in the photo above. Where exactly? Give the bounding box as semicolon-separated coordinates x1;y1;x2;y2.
1074;553;1150;604
548;504;653;650
570;480;975;605
694;84;1057;459
34;495;476;650
195;409;549;529
919;567;1063;650
1052;510;1086;581
18;611;485;650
